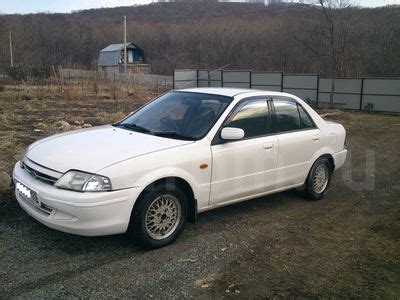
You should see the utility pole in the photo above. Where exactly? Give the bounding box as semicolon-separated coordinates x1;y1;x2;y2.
123;15;127;73
9;31;14;67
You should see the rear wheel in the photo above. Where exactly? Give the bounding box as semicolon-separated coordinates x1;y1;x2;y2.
129;184;187;249
304;157;332;200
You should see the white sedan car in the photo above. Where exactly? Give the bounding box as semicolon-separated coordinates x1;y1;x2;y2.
13;88;347;248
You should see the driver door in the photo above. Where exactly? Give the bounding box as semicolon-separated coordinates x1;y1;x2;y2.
209;99;278;205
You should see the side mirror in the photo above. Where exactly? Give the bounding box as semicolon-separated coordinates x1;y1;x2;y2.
221;127;245;140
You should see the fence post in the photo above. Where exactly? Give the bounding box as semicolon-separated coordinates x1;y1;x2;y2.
316;74;320;108
221;70;224;87
172;71;175;89
359;78;364;111
329;77;336;109
196;69;199;87
280;72;283;92
249;70;252;89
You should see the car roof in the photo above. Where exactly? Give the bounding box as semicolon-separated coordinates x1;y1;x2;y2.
177;87;288;98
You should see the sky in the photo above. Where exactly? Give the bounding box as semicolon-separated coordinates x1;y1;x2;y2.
0;0;398;14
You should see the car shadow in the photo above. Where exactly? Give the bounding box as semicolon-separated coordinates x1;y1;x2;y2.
3;188;309;255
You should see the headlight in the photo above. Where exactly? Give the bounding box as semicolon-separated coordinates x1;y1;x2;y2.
55;170;112;192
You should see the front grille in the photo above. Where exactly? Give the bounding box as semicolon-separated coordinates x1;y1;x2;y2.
22;163;58;185
21;195;53;216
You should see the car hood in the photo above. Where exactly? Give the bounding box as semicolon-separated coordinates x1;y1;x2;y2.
26;125;193;174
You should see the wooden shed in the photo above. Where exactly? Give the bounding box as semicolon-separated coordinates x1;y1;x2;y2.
98;42;151;74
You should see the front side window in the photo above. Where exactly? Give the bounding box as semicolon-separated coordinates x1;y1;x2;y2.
273;99;301;132
115;91;233;140
225;100;270;138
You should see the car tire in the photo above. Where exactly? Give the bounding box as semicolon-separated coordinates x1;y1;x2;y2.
129;183;188;249
303;157;332;201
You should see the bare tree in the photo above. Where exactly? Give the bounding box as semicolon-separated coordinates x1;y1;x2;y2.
0;1;399;79
294;0;355;108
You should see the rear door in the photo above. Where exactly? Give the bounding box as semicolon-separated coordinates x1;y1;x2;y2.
272;98;322;188
210;98;278;205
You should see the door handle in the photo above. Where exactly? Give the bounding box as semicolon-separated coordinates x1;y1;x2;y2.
312;135;320;141
263;143;274;149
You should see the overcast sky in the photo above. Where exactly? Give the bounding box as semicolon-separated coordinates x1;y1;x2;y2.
0;0;398;14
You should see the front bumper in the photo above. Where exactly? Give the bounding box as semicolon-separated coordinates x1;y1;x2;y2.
12;162;141;236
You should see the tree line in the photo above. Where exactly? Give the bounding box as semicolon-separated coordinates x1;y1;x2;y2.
0;1;399;77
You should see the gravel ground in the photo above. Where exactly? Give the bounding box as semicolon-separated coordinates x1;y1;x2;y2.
0;93;399;298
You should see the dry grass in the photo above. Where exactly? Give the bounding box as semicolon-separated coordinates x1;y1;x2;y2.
65;83;83;101
0;81;164;175
60;79;144;101
0;132;25;172
1;76;149;103
32;85;47;100
4;89;22;102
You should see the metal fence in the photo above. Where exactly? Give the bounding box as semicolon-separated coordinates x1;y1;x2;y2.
174;69;400;113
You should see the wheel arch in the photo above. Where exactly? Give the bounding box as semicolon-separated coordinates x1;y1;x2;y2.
309;147;336;173
133;176;198;223
300;151;335;187
316;153;335;173
301;153;334;200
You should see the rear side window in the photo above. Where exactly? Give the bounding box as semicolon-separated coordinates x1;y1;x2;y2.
298;105;314;129
273;99;301;132
225;100;270;138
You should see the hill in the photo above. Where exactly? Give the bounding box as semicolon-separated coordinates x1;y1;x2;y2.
0;1;399;76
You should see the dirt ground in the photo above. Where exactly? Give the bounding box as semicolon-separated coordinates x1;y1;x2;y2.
0;83;399;298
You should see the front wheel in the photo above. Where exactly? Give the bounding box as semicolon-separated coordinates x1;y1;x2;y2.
129;184;187;249
304;157;332;201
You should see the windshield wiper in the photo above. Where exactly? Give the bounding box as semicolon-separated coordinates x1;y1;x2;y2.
114;124;194;140
113;123;151;133
152;131;194;141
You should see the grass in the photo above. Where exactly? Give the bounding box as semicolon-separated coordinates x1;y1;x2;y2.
4;89;21;102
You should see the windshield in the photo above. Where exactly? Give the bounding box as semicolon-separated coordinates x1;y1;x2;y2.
115;91;233;140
